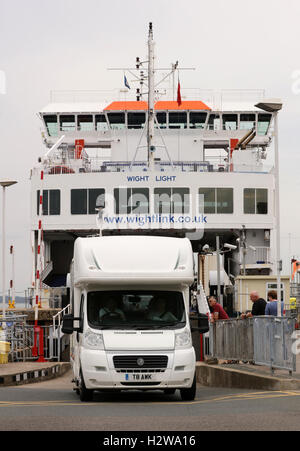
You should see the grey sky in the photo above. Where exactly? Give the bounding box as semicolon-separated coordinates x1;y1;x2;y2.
1;0;300;292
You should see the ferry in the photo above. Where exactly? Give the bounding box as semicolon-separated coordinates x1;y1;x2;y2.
30;23;281;315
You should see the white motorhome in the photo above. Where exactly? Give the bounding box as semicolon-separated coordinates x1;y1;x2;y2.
62;235;208;401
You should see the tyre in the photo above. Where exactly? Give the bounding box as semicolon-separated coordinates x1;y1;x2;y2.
164;389;176;395
79;370;94;402
180;374;196;401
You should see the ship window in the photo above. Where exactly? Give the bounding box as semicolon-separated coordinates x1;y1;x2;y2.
199;188;233;214
244;188;255;214
207;113;221;130
37;190;60;216
223;114;238;131
60;115;76;132
107;112;126;130
95;114;109;131
199;188;215;214
128;112;146;129
154;188;171;214
155;112;167;129
217;188;233;213
173;188;190;213
168;112;187;129
189;112;207;129
78;115;94;131
257;113;272;135
114;188;149;214
71;189;87;214
71;189;105;215
89;189;105;214
131;188;149;214
240;114;255;130
44;115;58;137
154;188;190;214
114;188;130;214
49;190;61;215
244;188;268;214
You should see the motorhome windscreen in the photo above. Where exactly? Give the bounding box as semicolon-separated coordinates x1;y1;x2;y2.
87;291;186;329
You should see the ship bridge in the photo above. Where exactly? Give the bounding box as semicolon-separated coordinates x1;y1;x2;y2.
38;98;274;175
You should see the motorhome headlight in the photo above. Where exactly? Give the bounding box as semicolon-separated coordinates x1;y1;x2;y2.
83;330;104;350
175;329;192;349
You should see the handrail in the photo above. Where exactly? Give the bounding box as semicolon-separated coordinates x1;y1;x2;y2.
52;304;71;332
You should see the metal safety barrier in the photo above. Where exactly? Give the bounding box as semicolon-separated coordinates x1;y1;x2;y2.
0;306;72;362
209;316;297;374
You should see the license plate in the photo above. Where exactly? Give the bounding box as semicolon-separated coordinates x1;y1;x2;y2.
124;373;154;382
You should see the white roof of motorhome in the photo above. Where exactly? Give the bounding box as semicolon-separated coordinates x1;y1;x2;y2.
73;236;194;286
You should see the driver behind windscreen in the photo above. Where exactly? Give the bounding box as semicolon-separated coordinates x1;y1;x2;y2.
147;297;177;322
99;296;126;321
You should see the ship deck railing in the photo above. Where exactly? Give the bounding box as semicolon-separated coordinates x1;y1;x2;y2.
32;160;273;176
34;159;272;175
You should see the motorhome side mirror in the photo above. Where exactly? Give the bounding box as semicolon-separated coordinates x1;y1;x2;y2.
62;314;75;334
190;313;209;334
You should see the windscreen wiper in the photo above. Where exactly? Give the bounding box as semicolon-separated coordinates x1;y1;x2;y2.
137;321;186;330
99;325;129;330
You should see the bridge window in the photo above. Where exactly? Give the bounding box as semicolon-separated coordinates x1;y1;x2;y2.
189;112;207;129
240;113;256;130
244;188;268;214
207;113;221;131
107;112;126;130
78;115;94;131
95;114;109;131
257;113;272;135
114;188;149;214
71;188;105;214
199;188;233;214
44;115;58;137
154;188;190;214
37;190;60;216
155;112;167;129
168;112;187;129
223;114;238;131
60;115;76;132
128;112;146;129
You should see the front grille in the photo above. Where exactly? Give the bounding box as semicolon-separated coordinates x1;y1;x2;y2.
116;369;165;374
113;355;168;369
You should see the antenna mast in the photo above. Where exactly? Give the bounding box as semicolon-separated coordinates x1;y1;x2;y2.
147;22;155;170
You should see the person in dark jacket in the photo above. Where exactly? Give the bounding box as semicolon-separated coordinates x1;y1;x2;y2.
241;291;266;318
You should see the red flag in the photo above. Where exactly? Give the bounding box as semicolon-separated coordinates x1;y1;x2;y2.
177;81;182;106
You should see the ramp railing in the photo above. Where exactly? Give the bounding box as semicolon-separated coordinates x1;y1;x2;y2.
209;316;297;375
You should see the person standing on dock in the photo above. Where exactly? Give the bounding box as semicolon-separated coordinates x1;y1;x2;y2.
208;296;229;321
241;291;266;319
265;290;284;316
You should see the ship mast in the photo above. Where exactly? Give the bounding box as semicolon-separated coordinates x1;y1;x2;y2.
147;22;155;170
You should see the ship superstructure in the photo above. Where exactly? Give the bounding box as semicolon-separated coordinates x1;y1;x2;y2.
30;24;279;311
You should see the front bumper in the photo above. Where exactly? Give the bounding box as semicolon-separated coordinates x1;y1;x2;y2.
80;348;196;390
